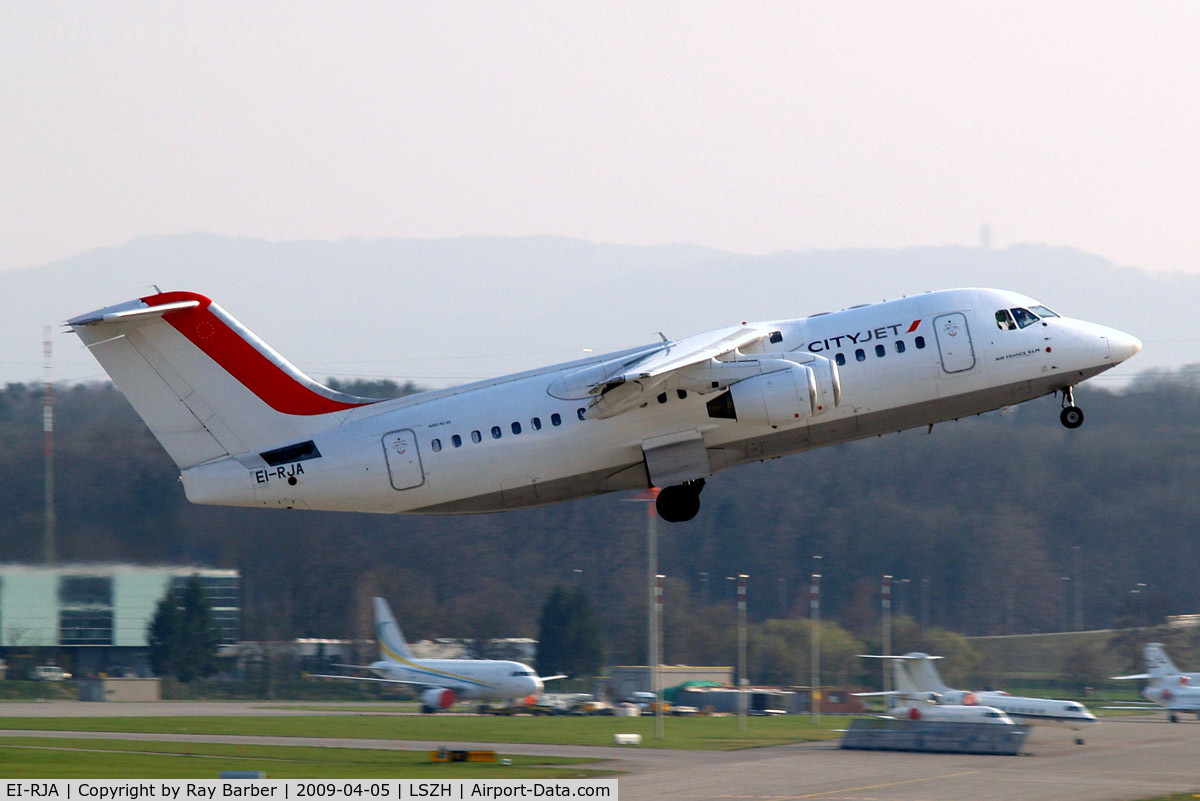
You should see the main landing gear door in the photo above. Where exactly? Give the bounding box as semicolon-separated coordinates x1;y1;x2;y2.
934;312;976;374
382;429;425;490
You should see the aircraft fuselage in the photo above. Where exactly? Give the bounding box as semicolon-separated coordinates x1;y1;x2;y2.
79;287;1140;518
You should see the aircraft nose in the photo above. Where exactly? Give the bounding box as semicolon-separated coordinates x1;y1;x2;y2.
1107;330;1143;364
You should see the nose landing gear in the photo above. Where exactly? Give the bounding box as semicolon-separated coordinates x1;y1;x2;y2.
1060;386;1084;429
656;479;705;523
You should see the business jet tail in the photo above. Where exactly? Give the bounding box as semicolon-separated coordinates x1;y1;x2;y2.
68;291;379;469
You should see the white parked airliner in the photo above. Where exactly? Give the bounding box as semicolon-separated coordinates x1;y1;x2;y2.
313;597;563;712
67;287;1140;522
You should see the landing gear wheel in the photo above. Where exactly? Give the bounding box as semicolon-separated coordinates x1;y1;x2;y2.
1060;406;1084;429
1170;712;1179;723
1075;737;1085;745
655;480;704;523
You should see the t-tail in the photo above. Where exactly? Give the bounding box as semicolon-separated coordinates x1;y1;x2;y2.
67;291;379;471
373;597;414;663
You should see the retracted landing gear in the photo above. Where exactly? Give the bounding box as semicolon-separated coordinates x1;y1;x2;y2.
1060;386;1084;429
656;479;705;523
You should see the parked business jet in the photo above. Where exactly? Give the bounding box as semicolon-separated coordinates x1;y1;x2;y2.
1111;643;1200;723
67;287;1140;522
859;653;1096;742
313;597;564;712
858;656;1017;725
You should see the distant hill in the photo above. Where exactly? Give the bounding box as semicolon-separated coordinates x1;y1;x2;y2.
1;234;1191;387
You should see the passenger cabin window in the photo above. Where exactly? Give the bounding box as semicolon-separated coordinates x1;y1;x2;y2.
1012;307;1040;328
452;434;462;448
676;389;688;400
657;392;668;404
431;438;442;452
895;340;906;353
551;413;562;426
835;353;846;366
471;430;482;444
491;425;502;439
996;309;1017;330
511;421;522;435
915;336;926;349
531;417;542;430
577;408;586;421
855;348;866;362
875;344;885;358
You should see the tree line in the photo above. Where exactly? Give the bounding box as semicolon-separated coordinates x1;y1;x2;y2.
2;368;1198;681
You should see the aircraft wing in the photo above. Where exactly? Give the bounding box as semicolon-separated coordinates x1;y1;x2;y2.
538;674;569;682
584;324;770;418
1111;673;1151;680
607;325;770;383
308;672;427;687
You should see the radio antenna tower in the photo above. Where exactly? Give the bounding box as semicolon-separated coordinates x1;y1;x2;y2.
43;325;56;564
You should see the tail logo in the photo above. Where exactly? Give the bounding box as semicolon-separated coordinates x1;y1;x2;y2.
142;292;374;416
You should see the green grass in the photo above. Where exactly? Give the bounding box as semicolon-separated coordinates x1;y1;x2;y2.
0;736;604;779
0;713;845;750
0;681;77;701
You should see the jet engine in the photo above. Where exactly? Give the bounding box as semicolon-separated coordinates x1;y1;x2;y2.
705;354;840;429
706;365;813;429
420;687;457;712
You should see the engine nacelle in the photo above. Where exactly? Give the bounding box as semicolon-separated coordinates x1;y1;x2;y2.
421;687;457;711
704;353;841;429
707;365;813;429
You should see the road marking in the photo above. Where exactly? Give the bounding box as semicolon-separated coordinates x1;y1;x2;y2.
787;769;982;799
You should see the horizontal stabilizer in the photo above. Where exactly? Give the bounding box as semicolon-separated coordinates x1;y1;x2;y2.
858;654;944;660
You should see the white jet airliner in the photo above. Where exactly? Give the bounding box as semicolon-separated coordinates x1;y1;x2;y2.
860;652;1097;741
1111;643;1200;723
67;287;1140;522
314;597;563;712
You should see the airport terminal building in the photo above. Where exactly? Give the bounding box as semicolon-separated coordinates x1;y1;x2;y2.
0;563;239;677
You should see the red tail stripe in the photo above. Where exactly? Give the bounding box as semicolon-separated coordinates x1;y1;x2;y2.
907;319;922;333
141;291;370;416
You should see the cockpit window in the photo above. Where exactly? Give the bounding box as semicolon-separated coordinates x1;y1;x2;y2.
1011;307;1040;328
996;309;1017;330
1029;305;1059;319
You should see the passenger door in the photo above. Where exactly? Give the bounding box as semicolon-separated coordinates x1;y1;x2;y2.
934;313;976;373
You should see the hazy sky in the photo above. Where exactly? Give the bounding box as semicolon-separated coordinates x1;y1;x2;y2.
3;2;1198;274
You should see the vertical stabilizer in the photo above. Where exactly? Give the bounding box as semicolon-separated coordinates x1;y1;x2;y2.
68;292;378;468
373;597;414;662
1144;643;1177;680
893;659;918;698
903;653;950;693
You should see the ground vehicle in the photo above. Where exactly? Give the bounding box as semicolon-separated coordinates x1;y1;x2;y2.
30;665;71;681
